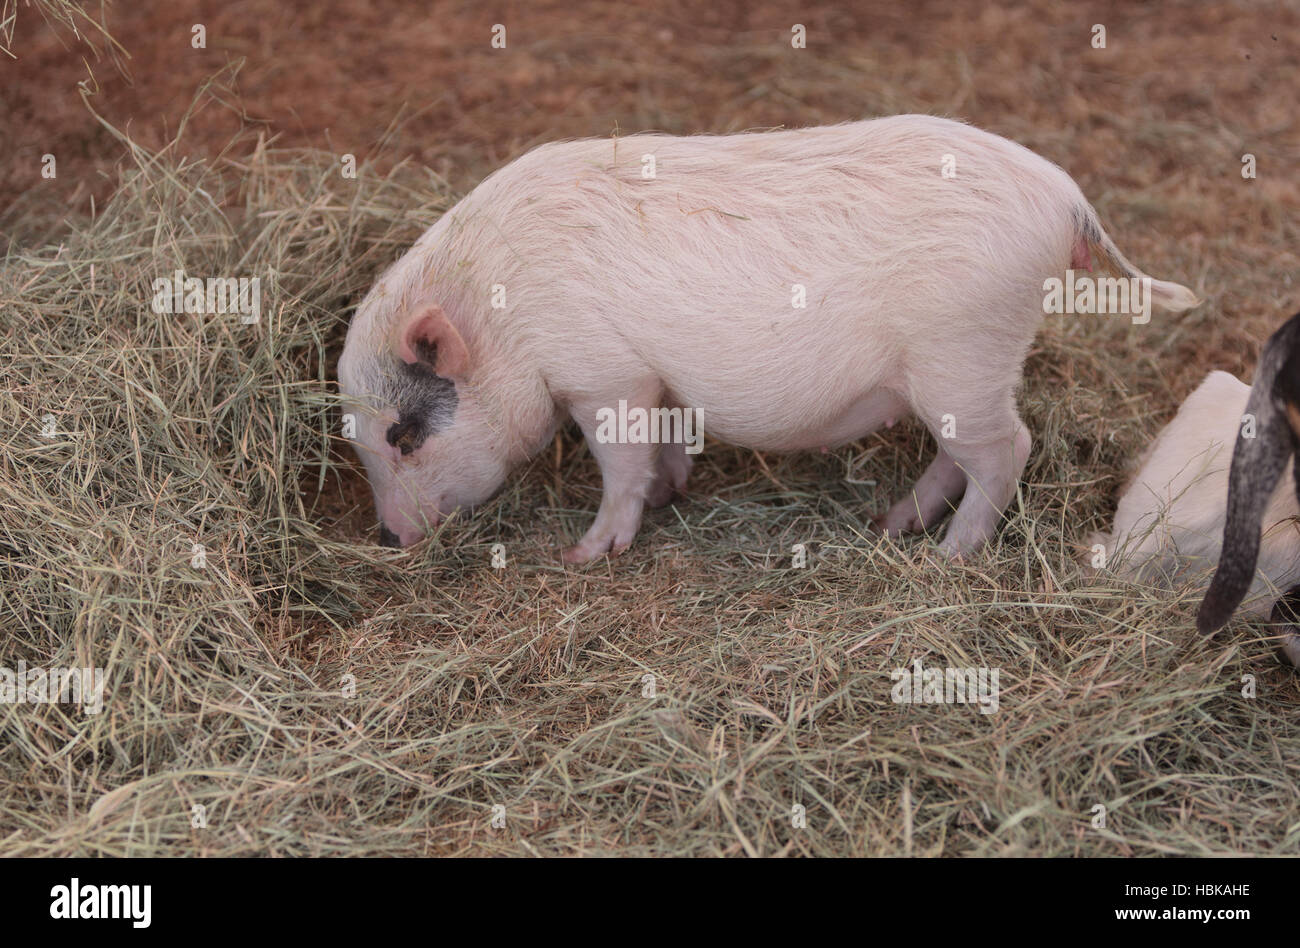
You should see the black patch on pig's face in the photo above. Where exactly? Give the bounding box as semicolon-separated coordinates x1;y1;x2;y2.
383;357;458;456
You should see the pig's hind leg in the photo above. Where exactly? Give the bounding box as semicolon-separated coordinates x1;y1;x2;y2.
936;418;1033;556
899;348;1034;555
563;387;661;564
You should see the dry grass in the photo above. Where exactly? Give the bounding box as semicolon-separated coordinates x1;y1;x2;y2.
3;3;1300;857
0;0;124;62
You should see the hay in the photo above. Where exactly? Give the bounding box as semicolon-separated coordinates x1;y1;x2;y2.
2;88;1298;858
1;0;125;63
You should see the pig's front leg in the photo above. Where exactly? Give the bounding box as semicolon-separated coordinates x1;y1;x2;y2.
563;394;660;564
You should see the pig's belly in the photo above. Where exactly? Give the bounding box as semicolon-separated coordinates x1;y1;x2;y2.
692;386;910;453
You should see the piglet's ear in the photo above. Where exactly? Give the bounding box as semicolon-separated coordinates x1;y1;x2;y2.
395;305;470;380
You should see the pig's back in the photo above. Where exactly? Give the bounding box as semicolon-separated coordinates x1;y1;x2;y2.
462;114;1081;312
433;116;1085;436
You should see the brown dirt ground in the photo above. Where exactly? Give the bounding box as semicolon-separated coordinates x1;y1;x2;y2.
5;4;1297;220
5;2;1299;309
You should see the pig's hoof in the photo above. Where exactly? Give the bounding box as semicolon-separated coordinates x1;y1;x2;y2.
562;544;594;565
936;531;973;561
874;505;922;538
562;537;630;565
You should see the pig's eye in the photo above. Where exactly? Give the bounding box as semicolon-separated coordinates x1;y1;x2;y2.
386;419;421;456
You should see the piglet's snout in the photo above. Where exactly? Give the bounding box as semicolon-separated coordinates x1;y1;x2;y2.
377;516;439;548
374;497;441;548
